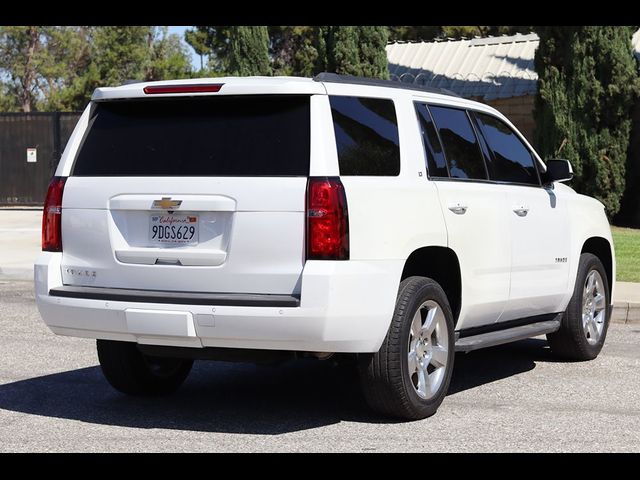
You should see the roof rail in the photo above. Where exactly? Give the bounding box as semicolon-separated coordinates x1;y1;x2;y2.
313;72;460;98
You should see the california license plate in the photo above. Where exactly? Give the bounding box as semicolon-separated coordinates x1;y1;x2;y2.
149;214;199;246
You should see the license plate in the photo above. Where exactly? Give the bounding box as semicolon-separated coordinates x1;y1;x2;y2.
149;214;199;246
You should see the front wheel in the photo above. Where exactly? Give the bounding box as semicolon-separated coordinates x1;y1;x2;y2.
359;276;455;420
97;340;193;396
547;253;610;361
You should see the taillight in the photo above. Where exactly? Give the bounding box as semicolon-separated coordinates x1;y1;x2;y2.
42;176;66;252
143;84;223;94
306;177;349;260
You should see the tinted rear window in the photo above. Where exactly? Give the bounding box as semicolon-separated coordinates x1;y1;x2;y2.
72;95;310;176
415;103;448;177
329;96;400;176
429;105;487;181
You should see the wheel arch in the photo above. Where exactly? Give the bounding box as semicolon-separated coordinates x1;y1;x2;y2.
400;246;462;326
581;237;613;299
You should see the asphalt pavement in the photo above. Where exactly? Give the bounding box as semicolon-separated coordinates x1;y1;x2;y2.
1;280;639;452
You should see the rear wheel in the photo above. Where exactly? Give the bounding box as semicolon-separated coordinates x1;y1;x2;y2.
547;253;610;361
97;340;193;396
359;276;455;420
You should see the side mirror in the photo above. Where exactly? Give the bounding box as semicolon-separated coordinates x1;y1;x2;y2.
542;159;573;185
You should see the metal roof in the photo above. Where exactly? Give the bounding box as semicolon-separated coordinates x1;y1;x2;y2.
387;31;640;101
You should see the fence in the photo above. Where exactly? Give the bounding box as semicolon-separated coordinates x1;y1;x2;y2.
0;112;82;205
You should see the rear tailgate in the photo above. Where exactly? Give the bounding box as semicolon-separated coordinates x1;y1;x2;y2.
60;94;311;296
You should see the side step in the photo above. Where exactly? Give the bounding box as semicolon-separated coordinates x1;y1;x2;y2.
455;316;562;353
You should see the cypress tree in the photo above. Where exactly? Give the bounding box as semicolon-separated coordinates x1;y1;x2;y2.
315;26;389;79
331;26;360;75
228;26;271;76
533;26;639;217
358;26;390;79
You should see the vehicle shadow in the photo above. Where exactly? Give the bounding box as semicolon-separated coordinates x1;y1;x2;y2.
449;338;555;395
0;338;555;434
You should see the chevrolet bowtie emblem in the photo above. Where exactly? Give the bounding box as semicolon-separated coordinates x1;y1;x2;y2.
152;197;182;210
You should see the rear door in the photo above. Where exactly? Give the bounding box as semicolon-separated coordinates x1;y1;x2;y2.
61;95;311;295
471;111;571;319
417;103;511;330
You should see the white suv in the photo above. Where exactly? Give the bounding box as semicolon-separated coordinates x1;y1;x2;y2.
35;73;615;419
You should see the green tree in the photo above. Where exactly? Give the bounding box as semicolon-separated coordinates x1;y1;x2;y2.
227;26;271;76
184;26;232;73
184;27;210;71
533;26;640;217
0;26;92;112
0;26;194;112
0;83;18;111
269;26;318;76
146;27;192;81
357;26;389;79
74;26;192;109
40;26;93;111
90;26;154;86
42;26;155;110
0;26;41;112
316;26;359;75
316;26;389;79
388;26;533;42
187;25;320;77
187;25;389;78
388;26;443;42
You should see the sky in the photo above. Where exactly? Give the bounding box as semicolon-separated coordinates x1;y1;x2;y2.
167;26;201;69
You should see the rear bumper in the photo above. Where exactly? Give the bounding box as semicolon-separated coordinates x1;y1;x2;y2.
35;253;402;353
49;286;300;307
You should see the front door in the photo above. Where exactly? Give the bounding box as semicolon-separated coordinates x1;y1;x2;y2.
470;111;571;321
505;184;571;319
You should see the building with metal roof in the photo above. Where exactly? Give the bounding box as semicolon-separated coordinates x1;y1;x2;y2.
387;33;539;101
387;31;640;101
387;31;640;142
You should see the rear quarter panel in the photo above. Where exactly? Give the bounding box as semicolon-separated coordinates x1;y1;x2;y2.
319;90;449;350
320;87;448;264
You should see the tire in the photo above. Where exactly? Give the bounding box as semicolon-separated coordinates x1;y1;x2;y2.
359;276;455;420
547;253;610;361
96;340;193;396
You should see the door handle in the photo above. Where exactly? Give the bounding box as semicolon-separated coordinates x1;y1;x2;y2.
448;203;468;215
513;205;530;217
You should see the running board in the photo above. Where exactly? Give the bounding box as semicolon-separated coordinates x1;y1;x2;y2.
455;316;562;353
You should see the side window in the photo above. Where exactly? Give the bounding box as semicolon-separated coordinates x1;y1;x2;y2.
329;96;400;176
473;112;540;185
415;103;448;177
428;105;487;180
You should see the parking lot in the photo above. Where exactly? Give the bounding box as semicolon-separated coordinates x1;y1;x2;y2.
1;278;639;452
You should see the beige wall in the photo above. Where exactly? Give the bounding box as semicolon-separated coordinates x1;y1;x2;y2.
472;95;536;143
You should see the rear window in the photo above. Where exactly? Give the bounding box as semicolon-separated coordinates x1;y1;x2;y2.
329;96;400;176
428;105;487;181
72;95;310;176
415;103;448;177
